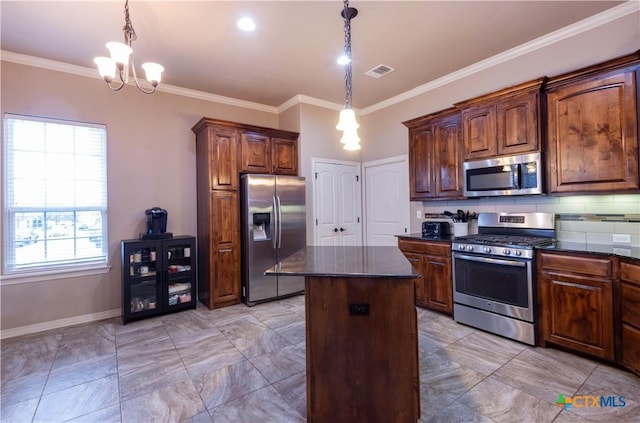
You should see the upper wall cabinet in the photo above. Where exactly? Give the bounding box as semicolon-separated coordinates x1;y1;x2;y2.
403;108;463;200
545;52;640;194
240;130;298;175
456;78;546;161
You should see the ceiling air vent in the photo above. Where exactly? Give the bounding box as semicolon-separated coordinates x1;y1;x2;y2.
365;64;395;78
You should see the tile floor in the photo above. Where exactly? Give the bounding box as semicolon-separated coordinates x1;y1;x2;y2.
1;295;639;422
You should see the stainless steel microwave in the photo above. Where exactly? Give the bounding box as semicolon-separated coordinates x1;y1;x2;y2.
463;152;543;197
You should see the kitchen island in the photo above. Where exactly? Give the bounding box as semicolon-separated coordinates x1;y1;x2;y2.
266;246;420;422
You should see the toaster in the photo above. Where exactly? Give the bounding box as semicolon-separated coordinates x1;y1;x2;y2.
422;221;450;237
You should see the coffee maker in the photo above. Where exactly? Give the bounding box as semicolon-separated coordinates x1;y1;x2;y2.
141;207;172;239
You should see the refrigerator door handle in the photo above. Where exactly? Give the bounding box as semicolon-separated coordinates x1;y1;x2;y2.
276;195;283;249
272;196;278;250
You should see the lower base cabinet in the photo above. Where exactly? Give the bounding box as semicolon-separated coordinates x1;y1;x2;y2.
398;238;453;314
537;251;615;360
121;236;197;324
620;260;640;376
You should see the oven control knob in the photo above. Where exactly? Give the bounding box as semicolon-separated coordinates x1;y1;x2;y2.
503;249;511;255
514;250;522;257
483;247;491;253
457;244;465;250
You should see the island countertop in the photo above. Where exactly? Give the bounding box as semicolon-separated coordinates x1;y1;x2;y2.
264;245;419;279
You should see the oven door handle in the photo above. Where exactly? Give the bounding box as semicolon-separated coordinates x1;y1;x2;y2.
454;253;527;267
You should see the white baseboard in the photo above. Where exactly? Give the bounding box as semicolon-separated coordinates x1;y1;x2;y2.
0;308;121;340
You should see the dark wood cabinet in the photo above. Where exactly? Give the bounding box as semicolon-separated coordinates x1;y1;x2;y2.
192;118;299;309
398;238;453;314
546;53;640;194
305;275;420;422
458;78;544;161
271;137;298;175
239;130;298;175
121;236;196;324
404;108;463;200
620;260;640;376
537;251;615;360
240;132;271;173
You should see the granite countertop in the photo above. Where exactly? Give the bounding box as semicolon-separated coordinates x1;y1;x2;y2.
397;233;454;243
538;242;640;261
264;246;419;279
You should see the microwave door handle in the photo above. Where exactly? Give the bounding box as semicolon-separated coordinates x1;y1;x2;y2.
514;164;521;189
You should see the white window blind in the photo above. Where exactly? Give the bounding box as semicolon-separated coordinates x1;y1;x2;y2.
3;114;108;274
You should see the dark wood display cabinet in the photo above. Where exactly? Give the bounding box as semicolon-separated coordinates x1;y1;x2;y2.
121;236;197;324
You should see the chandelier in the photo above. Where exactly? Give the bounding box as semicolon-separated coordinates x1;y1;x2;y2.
335;0;361;151
93;0;164;94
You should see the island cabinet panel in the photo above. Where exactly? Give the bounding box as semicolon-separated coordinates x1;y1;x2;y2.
537;251;615;360
305;276;419;422
620;260;640;376
546;53;640;194
404;108;463;201
458;78;544;161
398;238;453;314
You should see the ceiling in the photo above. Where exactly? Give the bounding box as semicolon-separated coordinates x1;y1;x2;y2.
0;1;629;110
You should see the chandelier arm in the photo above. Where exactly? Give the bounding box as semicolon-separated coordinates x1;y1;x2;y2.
106;79;126;92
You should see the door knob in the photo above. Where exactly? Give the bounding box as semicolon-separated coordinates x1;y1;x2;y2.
333;228;339;232
339;227;346;232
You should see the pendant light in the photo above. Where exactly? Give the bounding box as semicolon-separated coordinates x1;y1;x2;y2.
336;0;361;151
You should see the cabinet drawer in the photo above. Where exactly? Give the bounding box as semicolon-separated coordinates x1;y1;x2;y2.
538;252;613;277
398;239;450;256
621;261;640;286
622;323;640;375
622;282;640;327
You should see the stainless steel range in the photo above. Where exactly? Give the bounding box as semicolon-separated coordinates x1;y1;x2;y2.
451;212;555;345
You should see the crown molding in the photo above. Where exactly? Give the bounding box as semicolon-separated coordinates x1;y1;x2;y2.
0;50;278;114
2;1;638;117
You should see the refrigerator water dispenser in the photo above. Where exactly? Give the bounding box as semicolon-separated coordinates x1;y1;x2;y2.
252;213;271;241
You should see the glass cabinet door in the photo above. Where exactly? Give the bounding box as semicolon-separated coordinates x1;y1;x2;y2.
122;241;162;322
164;238;196;310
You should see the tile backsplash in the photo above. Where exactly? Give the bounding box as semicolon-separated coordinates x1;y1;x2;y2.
412;194;640;246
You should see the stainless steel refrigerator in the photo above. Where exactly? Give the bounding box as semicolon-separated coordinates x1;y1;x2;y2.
240;174;306;306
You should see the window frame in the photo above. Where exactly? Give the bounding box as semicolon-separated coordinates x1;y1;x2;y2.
2;113;109;277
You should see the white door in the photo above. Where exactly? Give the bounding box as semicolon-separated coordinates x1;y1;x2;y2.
313;160;362;246
363;155;410;246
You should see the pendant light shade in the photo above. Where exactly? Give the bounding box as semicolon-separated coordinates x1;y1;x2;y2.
336;0;361;151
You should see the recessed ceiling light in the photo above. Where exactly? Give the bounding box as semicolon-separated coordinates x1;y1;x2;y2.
337;55;350;66
237;17;256;32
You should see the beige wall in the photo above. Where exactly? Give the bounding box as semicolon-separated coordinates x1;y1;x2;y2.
1;7;639;334
0;62;281;333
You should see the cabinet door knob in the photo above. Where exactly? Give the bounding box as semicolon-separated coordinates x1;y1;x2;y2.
333;228;339;232
339;227;346;232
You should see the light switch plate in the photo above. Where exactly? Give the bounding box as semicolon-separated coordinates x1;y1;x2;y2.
416;210;422;219
613;234;631;244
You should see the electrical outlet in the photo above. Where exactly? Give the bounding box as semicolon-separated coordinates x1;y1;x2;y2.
416;210;422;219
613;234;631;244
